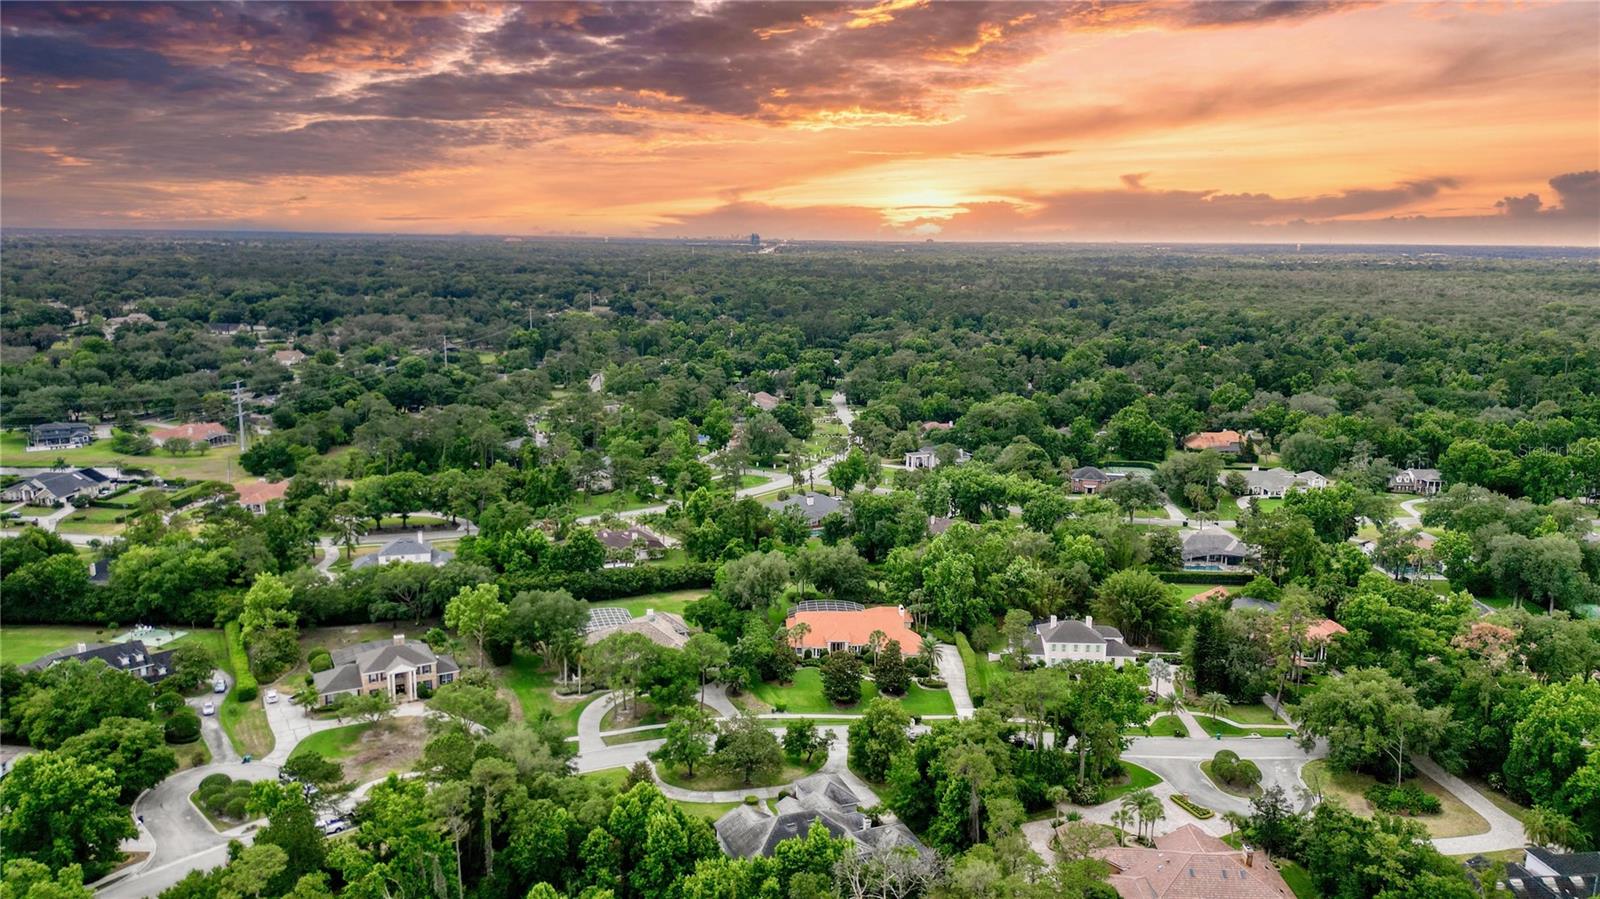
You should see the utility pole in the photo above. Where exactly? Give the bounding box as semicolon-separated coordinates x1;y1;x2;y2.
442;335;449;367
232;377;246;447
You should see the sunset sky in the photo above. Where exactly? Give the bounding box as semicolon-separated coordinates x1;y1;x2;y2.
2;1;1597;244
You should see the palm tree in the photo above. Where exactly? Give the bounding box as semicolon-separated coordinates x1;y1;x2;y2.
866;629;887;663
1147;658;1171;697
1222;811;1248;837
1110;808;1134;846
1120;794;1146;842
1199;692;1231;722
788;621;811;654
1139;792;1165;842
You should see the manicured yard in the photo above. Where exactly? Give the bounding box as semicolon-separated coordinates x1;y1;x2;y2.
568;490;659;517
1278;859;1318;898
500;650;599;736
956;634;1002;705
172;739;212;770
1302;760;1487;838
1128;715;1188;737
1213;703;1287;725
591;590;708;617
1100;761;1163;802
1;625;108;664
219;692;274;760
293;722;374;759
1191;715;1293;737
750;668;955;716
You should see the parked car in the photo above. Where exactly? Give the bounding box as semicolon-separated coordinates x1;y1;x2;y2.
265;690;279;704
213;680;227;694
317;816;350;836
202;702;215;716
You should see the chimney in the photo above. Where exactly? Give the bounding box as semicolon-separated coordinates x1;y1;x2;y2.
1250;464;1260;472
1244;846;1254;868
393;634;405;646
805;494;814;506
645;608;656;620
1048;615;1057;627
1085;615;1094;629
76;642;88;653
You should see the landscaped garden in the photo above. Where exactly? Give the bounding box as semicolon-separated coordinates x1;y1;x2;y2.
747;667;954;716
1190;714;1293;738
191;773;262;831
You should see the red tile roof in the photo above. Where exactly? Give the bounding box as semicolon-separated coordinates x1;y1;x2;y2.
785;606;921;655
1305;618;1348;642
1184;430;1244;451
1096;824;1293;898
235;480;288;507
1187;586;1233;605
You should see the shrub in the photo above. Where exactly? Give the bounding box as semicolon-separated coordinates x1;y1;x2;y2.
417;682;434;700
1364;783;1442;816
199;773;231;792
225;621;258;702
165;707;202;744
308;650;333;673
224;797;248;820
1171;794;1214;819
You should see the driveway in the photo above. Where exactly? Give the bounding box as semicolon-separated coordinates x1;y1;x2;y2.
1414;757;1526;855
934;644;974;719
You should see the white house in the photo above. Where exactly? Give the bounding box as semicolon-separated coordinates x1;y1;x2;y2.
903;445;970;470
1024;615;1137;667
351;534;454;570
1389;468;1444;495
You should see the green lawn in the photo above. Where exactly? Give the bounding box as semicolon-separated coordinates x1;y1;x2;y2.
1278;859;1318;898
1100;761;1163;802
1128;715;1188;737
750;668;955;716
500;650;599;736
219;693;274;760
1173;582;1235;600
292;722;373;759
0;431;245;483
1191;715;1293;737
1;625;108;664
578;769;738;818
1215;703;1286;725
1201;759;1261;798
956;633;1002;705
591;590;708;617
568;490;658;517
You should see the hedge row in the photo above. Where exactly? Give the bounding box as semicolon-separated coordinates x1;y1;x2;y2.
955;633;986;707
1171;794;1214;820
501;562;718;602
1155;571;1255;586
225;620;258;702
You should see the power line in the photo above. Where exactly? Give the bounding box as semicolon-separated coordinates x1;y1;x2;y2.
231;380;248;451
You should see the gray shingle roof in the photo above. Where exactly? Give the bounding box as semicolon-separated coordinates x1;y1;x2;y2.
350;536;454;569
766;492;844;521
714;774;924;859
1182;529;1247;560
316;638;456;694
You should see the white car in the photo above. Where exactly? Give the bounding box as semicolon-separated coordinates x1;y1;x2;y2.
317;816;350;835
213;680;227;694
202;701;216;716
265;690;279;704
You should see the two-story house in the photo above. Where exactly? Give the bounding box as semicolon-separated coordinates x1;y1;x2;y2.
312;635;459;706
1389;468;1444;495
22;639;175;683
1024;615;1137;667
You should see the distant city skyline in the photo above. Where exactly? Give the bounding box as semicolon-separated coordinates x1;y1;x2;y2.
2;1;1597;245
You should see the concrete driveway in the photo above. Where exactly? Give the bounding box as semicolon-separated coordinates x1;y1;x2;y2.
934;644;974;719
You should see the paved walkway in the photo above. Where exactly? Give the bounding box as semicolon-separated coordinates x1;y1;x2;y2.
934;644;974;719
1414;757;1526;855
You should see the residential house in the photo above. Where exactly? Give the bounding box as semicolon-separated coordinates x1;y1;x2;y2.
928;515;955;536
27;421;93;450
1182;529;1250;569
584;607;691;650
273;349;307;367
150;422;234;448
21;640;175;683
784;601;921;657
903;445;970;470
88;558;112;585
595;525;668;567
351;535;454;570
1024;615;1137;667
312;635;457;706
102;312;154;338
0;468;114;505
1296;470;1330;490
766;492;845;531
1070;465;1127;494
1094;822;1292;899
715;773;924;859
920;421;954;433
1183;430;1246;454
1299;618;1347;665
1498;846;1600;899
750;390;781;412
235;480;289;514
1230;466;1299;498
1389;468;1444;495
